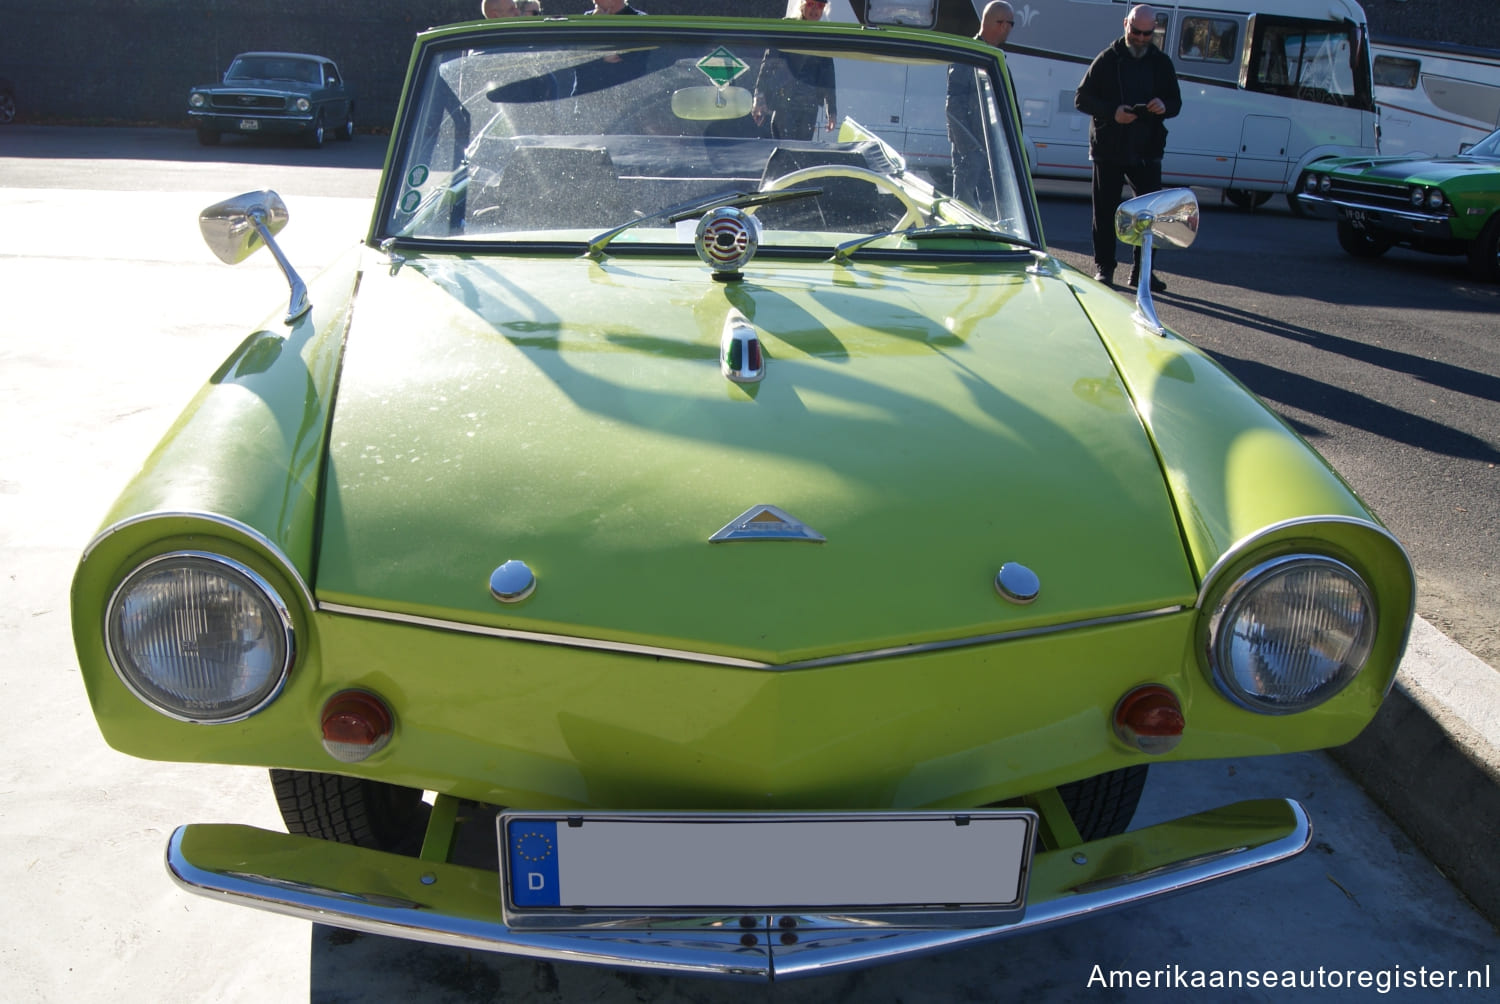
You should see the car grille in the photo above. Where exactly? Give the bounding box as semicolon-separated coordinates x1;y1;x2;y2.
209;94;287;112
1323;177;1413;212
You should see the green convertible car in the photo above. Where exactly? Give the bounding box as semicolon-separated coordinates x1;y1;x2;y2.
73;5;1414;982
1298;125;1500;282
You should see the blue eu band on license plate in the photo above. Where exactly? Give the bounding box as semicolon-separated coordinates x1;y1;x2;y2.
499;811;1034;921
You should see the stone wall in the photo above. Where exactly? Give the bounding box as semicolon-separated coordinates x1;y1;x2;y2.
1362;0;1500;49
1;1;1492;128
0;0;786;128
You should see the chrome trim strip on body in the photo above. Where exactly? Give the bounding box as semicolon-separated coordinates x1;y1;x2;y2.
1192;515;1412;611
81;511;317;612
316;601;1186;671
165;799;1311;982
1293;192;1449;226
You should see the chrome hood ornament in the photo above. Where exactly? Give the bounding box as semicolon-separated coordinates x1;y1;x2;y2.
696;206;760;281
709;505;825;543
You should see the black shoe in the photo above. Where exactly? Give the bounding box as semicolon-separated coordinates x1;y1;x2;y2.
1093;266;1114;285
1129;271;1167;293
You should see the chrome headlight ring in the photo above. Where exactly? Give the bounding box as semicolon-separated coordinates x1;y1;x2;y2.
1204;554;1376;715
104;551;295;723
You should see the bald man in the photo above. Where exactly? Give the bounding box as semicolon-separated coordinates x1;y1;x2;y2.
1074;4;1181;290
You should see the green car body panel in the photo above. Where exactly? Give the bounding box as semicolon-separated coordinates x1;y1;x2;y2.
72;243;1413;809
70;14;1417;979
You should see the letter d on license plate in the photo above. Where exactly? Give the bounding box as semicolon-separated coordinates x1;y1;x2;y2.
500;810;1035;928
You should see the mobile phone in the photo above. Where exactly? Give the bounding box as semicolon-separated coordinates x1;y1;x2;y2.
1128;103;1152;116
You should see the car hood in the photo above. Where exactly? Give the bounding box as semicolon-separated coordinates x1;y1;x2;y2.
314;249;1195;664
1324;154;1500;185
203;77;318;94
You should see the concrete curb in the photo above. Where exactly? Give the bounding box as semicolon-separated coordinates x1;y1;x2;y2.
1330;615;1500;927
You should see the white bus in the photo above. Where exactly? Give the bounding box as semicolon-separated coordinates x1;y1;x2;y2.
1371;36;1500;157
820;0;1379;211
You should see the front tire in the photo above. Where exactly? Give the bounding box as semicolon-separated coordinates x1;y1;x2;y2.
1224;187;1271;210
1337;218;1391;259
1466;215;1500;283
305;113;325;149
1057;764;1149;840
270;769;429;854
336;104;355;142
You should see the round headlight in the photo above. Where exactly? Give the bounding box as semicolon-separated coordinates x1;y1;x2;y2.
1427;190;1445;209
105;552;294;722
1206;555;1375;714
1302;175;1317;194
295;97;311;112
1318;175;1332;194
1409;187;1426;207
189;93;206;108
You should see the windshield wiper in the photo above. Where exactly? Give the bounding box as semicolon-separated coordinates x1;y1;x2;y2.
584;187;822;260
832;223;1042;264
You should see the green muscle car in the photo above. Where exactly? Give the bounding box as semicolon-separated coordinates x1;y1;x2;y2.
73;5;1415;983
1298;125;1500;282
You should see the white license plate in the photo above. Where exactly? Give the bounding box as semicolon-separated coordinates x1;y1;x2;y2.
238;119;260;130
499;810;1034;925
1346;208;1369;226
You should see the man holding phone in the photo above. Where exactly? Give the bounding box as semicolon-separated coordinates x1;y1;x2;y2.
1075;4;1182;290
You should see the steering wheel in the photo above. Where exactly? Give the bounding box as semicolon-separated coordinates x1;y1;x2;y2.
759;165;930;231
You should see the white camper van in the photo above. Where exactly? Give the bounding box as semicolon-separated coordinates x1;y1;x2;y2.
1371;37;1500;157
819;0;1379;210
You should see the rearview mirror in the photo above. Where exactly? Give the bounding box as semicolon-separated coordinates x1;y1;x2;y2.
865;1;938;28
672;86;753;121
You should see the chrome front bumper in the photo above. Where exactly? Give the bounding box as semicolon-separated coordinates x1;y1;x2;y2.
167;797;1309;982
1295;192;1455;237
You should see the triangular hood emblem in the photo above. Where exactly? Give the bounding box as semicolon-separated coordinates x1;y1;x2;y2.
709;505;826;543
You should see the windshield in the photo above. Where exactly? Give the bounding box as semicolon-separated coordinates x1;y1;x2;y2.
380;26;1035;253
1463;127;1500;160
226;56;322;85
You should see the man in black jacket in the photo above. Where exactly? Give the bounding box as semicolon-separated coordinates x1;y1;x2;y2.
1074;4;1181;289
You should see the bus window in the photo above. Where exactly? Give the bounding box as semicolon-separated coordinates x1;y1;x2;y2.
1247;17;1373;111
1179;17;1239;64
1373;54;1420;89
1422;74;1500;129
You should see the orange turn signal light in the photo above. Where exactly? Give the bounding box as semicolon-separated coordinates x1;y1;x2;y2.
320;690;394;763
1113;685;1185;755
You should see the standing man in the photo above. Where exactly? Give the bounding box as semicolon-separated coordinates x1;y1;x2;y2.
752;0;837;140
1075;4;1181;290
947;2;1016;214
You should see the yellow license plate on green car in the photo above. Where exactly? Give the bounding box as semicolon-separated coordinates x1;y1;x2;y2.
500;810;1035;928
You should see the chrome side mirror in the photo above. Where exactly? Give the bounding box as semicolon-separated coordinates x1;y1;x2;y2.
1114;188;1198;334
199;191;310;325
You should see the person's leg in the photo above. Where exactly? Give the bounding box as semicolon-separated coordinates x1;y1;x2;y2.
1090;160;1126;281
1125;159;1166;288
